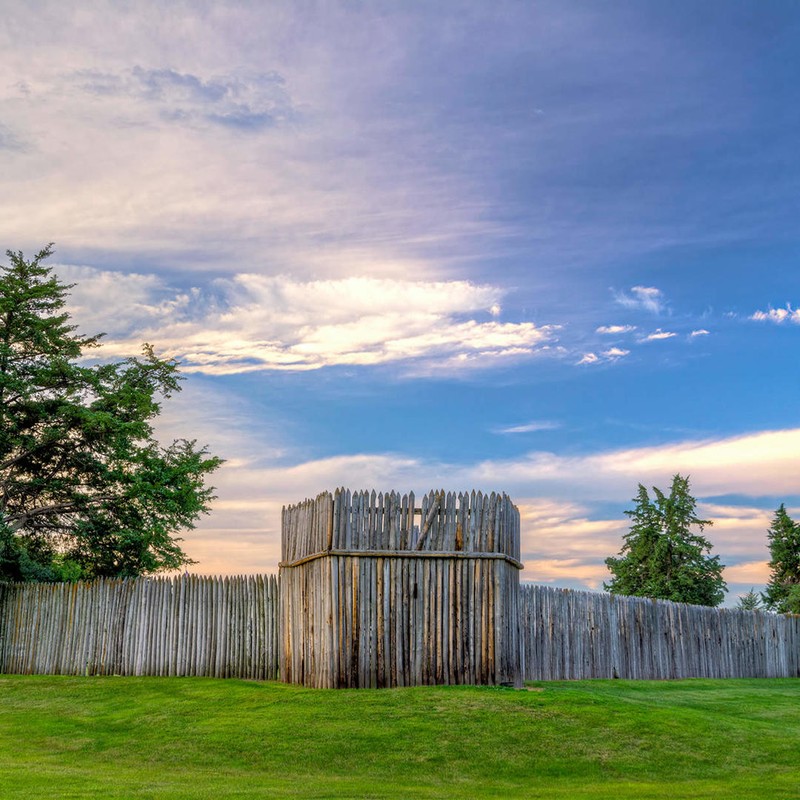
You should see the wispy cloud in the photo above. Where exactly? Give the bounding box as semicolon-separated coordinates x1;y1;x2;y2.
0;122;24;151
493;420;560;435
641;328;677;341
596;324;636;334
750;304;800;324
71;67;297;131
690;329;710;337
59;264;180;332
615;286;665;314
578;347;629;365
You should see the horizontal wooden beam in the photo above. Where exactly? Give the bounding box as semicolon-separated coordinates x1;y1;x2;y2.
279;549;524;570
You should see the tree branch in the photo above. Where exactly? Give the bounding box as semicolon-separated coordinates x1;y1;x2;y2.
4;494;116;529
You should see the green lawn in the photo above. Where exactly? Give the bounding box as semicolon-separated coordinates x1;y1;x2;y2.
1;676;798;799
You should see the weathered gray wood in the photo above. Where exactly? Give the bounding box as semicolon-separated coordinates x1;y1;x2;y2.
415;492;435;551
5;489;795;687
519;584;800;681
0;575;282;680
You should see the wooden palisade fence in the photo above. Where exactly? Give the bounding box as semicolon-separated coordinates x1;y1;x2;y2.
1;488;799;684
0;575;279;679
521;585;800;680
279;488;524;688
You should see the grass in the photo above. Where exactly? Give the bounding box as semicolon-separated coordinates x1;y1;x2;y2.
1;676;799;799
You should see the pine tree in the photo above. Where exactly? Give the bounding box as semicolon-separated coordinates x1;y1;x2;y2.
762;504;800;613
0;245;222;581
736;589;762;611
605;474;726;607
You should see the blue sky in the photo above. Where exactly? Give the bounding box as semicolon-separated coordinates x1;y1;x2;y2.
1;1;799;601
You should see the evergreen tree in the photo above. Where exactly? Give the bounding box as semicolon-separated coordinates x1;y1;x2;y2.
0;245;222;581
762;504;800;613
605;474;726;607
736;589;762;611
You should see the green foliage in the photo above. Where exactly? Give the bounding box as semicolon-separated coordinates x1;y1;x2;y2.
762;504;800;614
736;589;763;611
782;585;800;615
0;245;222;581
605;474;726;607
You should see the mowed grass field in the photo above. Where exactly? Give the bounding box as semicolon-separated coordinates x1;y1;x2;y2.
1;676;798;799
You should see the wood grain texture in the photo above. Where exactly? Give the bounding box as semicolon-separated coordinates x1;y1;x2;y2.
520;584;800;680
0;575;280;679
279;488;524;688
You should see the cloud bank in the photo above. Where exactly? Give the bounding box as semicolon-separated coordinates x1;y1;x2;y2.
61;266;555;374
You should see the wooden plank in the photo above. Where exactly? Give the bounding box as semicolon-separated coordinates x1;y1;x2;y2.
415;491;442;551
486;491;497;554
469;491;480;553
455;492;466;552
408;491;415;549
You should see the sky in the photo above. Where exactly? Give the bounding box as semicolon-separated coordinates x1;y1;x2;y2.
1;1;799;603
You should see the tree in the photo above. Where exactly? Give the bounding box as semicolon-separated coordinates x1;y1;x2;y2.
783;586;800;615
762;504;800;614
0;245;222;582
736;589;763;611
605;474;726;607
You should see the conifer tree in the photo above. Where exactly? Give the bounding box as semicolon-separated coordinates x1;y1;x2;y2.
736;589;762;611
0;245;221;581
762;504;800;613
605;474;726;607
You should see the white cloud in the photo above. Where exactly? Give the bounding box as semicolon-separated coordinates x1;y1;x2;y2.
750;305;800;324
63;267;554;374
57;264;179;334
614;285;664;314
690;329;710;337
578;347;629;365
570;429;800;499
602;347;630;358
493;420;560;435
596;324;636;334
642;328;677;341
